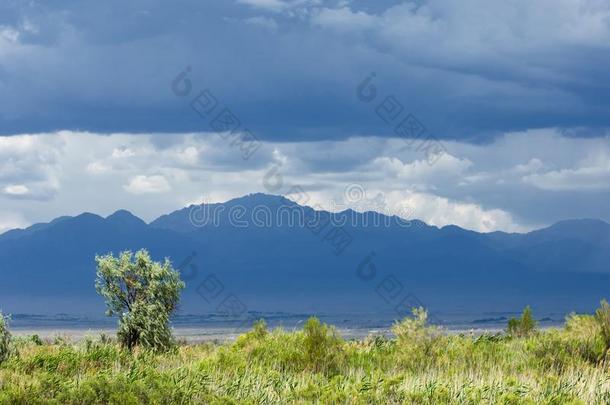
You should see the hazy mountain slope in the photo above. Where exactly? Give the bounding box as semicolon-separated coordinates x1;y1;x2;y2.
1;194;609;314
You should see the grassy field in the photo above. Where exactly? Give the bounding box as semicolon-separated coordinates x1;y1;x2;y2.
1;312;610;404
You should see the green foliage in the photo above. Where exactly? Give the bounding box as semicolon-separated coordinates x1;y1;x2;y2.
507;305;537;337
231;317;345;375
1;315;610;403
95;249;185;352
529;331;601;370
234;319;268;349
392;307;442;368
302;317;344;373
30;334;44;346
392;307;438;345
252;319;269;339
595;299;610;357
0;311;11;364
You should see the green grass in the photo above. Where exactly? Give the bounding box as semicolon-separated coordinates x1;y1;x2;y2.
1;314;610;404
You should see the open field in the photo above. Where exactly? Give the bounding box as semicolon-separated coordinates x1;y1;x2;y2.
1;313;610;404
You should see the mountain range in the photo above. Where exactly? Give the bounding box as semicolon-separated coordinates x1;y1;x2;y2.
1;193;609;317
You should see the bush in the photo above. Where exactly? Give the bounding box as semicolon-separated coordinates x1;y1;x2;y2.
235;319;268;350
251;319;269;339
391;307;442;369
302;317;344;373
525;312;606;370
0;311;11;364
595;300;610;354
529;329;602;370
31;334;44;346
225;318;345;375
507;306;537;337
393;308;440;345
95;249;185;352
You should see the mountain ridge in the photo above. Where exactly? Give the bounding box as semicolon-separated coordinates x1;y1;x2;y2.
4;193;609;238
0;193;609;315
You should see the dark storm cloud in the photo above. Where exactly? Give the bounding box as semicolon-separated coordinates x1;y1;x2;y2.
1;0;610;141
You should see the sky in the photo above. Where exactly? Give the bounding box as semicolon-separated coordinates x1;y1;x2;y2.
1;0;610;233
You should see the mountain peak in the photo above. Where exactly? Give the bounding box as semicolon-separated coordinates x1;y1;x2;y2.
106;210;146;226
524;218;610;245
107;209;135;218
538;218;610;235
551;218;610;228
224;193;296;207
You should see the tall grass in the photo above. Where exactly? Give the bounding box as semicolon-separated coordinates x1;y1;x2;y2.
0;313;10;365
1;310;610;404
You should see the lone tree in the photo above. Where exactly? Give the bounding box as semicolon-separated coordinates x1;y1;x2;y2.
95;249;185;352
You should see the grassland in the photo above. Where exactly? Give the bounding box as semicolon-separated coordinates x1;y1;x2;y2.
1;313;610;404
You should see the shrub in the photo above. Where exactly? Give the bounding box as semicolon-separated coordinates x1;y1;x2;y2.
99;333;112;344
526;313;606;370
0;311;11;364
95;249;185;352
251;319;268;339
393;308;440;345
507;306;537;337
595;299;610;359
529;329;600;370
391;307;443;369
302;317;344;373
235;319;268;349
31;334;44;346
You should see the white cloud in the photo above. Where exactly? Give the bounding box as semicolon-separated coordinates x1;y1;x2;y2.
0;26;20;44
244;16;279;30
310;1;610;58
370;153;472;185
111;147;136;158
237;0;287;12
237;0;321;14
0;134;62;201
3;184;29;196
0;129;608;233
175;146;200;166
124;175;171;194
524;165;610;191
394;191;528;233
309;186;527;233
310;7;376;31
513;158;545;174
86;161;111;175
522;149;610;190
